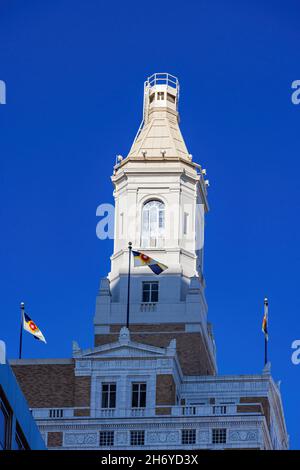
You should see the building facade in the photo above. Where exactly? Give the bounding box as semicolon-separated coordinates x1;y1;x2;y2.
0;340;46;450
11;73;288;450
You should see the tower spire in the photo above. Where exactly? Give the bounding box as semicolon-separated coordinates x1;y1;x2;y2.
128;73;191;160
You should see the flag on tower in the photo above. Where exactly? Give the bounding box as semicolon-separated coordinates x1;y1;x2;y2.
262;298;268;341
23;312;47;343
132;250;168;275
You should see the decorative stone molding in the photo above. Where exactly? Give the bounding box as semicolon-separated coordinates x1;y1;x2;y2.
72;341;81;356
37;418;264;433
262;362;271;375
166;339;177;355
148;431;179;444
116;431;128;445
64;432;98;446
140;303;157;312
119;327;131;343
198;431;209;442
229;430;258;442
77;360;90;369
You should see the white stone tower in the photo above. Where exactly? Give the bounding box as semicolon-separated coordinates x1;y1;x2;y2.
11;74;288;452
94;73;216;375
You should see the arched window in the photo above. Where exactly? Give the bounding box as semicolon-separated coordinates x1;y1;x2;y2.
141;200;165;248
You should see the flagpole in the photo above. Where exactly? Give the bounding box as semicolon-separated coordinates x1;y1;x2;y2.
264;336;267;366
126;242;132;329
19;302;24;359
264;297;268;366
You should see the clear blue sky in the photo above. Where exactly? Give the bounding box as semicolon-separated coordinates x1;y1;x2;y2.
0;0;299;448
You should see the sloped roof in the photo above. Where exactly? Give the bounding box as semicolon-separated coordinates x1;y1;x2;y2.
128;112;190;159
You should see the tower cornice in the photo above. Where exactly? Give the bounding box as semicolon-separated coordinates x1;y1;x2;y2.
112;156;209;212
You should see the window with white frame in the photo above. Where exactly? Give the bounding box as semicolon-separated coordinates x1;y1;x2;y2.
99;431;114;446
130;430;145;446
141;200;165;248
181;429;196;445
142;281;159;303
212;428;227;444
101;383;116;409
131;383;147;408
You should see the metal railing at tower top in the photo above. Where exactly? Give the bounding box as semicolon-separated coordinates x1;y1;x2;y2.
131;73;180;148
145;73;179;92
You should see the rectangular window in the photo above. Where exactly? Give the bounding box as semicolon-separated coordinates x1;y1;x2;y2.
101;383;116;409
0;390;12;450
142;282;159;303
130;430;145;446
157;92;164;100
212;428;227;444
167;93;176;103
181;429;196;445
158;208;165;229
99;431;114;446
132;383;147;408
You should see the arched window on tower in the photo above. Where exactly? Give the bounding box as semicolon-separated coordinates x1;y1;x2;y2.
141;200;165;248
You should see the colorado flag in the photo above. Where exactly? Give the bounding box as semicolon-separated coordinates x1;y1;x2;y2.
132;250;168;275
23;312;47;343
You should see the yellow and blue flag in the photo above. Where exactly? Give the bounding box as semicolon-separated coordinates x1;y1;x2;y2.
132;250;168;275
23;312;47;343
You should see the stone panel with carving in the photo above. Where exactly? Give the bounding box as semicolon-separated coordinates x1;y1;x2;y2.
116;431;128;445
229;430;258;442
198;430;209;443
64;432;98;447
147;431;179;444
